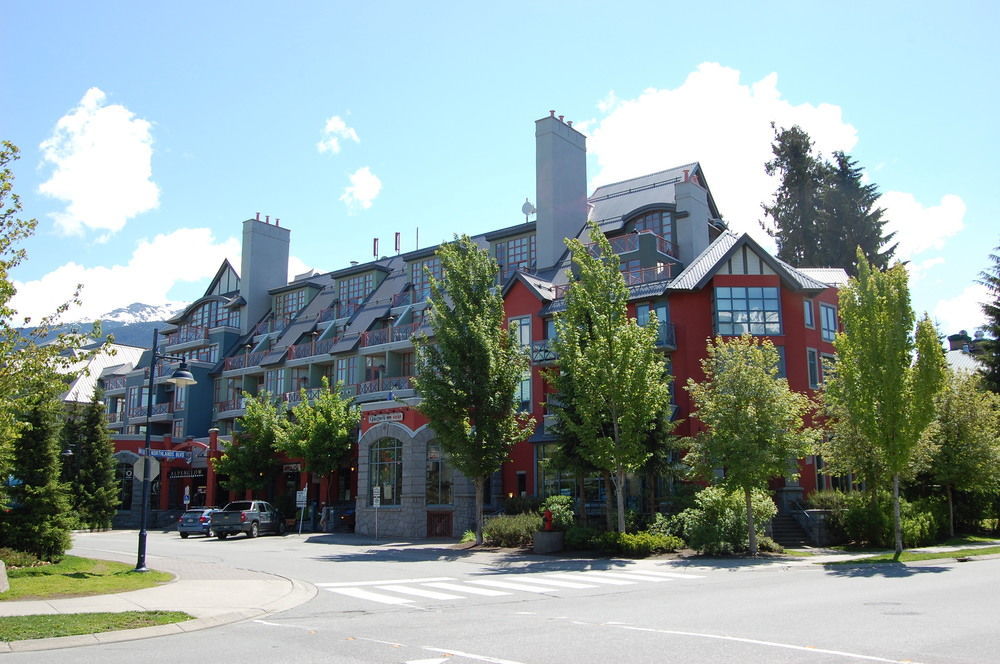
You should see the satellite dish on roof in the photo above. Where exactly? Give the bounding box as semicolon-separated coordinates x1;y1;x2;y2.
522;198;536;222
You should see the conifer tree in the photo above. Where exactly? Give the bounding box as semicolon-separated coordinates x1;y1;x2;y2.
72;388;119;529
978;242;1000;393
0;389;73;560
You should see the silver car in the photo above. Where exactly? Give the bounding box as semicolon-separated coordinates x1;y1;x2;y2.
177;507;218;538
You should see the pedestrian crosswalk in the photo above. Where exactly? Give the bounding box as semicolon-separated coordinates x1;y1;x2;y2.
317;568;704;607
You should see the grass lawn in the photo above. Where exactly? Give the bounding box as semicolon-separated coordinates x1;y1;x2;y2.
825;546;1000;565
1;556;172;601
0;611;191;642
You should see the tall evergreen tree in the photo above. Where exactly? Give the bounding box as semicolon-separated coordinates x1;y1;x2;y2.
0;389;73;560
414;235;535;545
762;124;827;267
762;126;896;276
978;242;1000;393
72;388;119;529
547;222;672;533
819;152;896;275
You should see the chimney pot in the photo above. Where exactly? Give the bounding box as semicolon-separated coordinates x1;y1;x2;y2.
558;115;564;122
549;110;555;117
275;218;280;227
266;215;270;223
567;120;573;127
683;169;690;181
256;212;260;221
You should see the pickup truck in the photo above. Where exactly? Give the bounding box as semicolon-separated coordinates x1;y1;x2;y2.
211;500;285;539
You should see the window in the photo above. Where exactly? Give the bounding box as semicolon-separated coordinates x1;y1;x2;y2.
369;437;402;506
335;356;356;386
715;286;781;336
636;302;670;346
173;385;187;410
264;369;283;396
630;209;673;239
410;258;442;301
495;235;536;280
274;289;307;321
516;370;531;412
425;441;453;505
775;346;786;379
172;419;185;439
400;352;415;378
804;299;815;329
807;348;820;388
509;316;531;348
339;273;375;309
820;303;837;342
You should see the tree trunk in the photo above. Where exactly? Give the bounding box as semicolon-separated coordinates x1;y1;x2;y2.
575;472;585;525
947;484;955;539
615;469;627;533
892;473;903;556
474;477;484;546
745;486;758;556
603;471;614;531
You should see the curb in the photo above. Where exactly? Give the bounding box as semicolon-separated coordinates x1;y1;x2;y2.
0;574;317;653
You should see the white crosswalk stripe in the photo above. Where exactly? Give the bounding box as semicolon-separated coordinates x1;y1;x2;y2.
321;568;704;606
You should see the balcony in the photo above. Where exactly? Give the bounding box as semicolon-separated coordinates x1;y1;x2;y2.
358;375;413;396
127;402;173;420
530;340;558;364
106;411;125;425
282;387;326;404
214;397;246;416
163;325;209;345
288;336;339;360
360;322;426;348
654;322;677;350
253;316;292;336
584;231;678;261
103;375;127;392
224;351;266;371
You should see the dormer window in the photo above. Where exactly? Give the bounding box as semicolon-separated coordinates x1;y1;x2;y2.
274;289;307;322
410;257;442;301
338;273;375;308
495;235;536;280
629;209;673;239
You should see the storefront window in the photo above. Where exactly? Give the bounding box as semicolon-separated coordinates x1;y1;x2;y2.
369;437;402;506
425;441;453;505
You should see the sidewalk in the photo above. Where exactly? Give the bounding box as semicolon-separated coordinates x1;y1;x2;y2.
0;552;317;653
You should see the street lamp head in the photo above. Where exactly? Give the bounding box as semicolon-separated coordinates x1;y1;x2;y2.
166;361;197;387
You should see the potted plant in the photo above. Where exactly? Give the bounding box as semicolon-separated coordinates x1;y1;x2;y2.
534;495;574;554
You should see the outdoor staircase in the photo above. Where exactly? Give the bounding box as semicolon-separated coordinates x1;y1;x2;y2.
770;513;810;549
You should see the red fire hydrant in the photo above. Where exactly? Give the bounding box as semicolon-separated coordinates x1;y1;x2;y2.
543;509;553;531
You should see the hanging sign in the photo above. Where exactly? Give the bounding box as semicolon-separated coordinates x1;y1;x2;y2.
367;411;403;424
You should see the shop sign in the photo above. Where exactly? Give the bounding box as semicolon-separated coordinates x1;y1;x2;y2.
170;469;205;478
283;463;302;472
367;411;404;424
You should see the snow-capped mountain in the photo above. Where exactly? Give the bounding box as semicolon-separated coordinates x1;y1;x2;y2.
98;302;186;325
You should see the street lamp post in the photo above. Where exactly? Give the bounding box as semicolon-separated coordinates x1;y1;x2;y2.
135;328;197;573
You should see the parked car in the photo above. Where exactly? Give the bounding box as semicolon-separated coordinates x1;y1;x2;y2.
178;507;218;538
212;500;285;539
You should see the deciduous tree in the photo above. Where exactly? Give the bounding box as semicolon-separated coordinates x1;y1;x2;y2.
414;235;534;545
547;222;672;533
824;253;946;555
213;391;286;495
684;335;814;555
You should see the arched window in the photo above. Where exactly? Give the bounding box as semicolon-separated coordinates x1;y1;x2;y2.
369;437;403;506
426;441;453;505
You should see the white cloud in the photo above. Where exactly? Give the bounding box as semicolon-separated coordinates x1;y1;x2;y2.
12;228;239;323
340;167;382;211
587;63;858;249
933;282;988;336
38;87;159;237
880;192;966;261
317;115;360;154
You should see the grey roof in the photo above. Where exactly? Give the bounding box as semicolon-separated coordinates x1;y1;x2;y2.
946;349;984;374
61;343;144;403
588;163;721;232
797;267;851;288
669;232;834;293
503;272;557;302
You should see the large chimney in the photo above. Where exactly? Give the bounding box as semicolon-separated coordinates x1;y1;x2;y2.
240;216;290;334
673;175;711;265
535;111;587;269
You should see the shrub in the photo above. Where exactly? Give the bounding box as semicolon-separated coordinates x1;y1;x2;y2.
503;495;542;515
482;514;541;548
540;495;575;531
646;512;685;540
624;508;648;534
679;485;776;555
804;490;848;511
756;536;784;553
564;524;600;550
588;531;684;557
0;548;43;568
459;529;476;543
901;497;947;547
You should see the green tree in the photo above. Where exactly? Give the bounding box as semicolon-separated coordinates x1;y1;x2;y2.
978;242;1000;393
684;335;815;555
762;126;895;276
213;391;285;495
73;388;119;529
0;141;95;500
926;370;1000;536
824;254;946;555
818;151;896;275
0;389;73;560
761;125;827;268
279;377;360;494
414;235;535;545
547;222;672;533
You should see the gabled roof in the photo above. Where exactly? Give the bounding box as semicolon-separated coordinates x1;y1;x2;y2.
669;232;831;293
797;267;851;288
501;271;557;302
205;259;240;297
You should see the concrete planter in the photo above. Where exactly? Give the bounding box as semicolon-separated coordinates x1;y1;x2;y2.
0;560;8;594
533;530;564;554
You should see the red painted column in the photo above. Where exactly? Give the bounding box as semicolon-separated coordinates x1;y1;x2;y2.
206;428;219;508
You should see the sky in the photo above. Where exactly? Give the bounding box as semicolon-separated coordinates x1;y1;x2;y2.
2;2;998;337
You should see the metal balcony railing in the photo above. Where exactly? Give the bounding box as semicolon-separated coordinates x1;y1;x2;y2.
287;336;339;359
358;375;413;395
530;340;558;364
360;322;425;348
224;351;266;371
103;375;127;391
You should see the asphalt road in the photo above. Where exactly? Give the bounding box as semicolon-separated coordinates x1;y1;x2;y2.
10;529;1000;664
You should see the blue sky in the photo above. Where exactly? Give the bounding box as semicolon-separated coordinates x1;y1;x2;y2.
3;2;997;336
